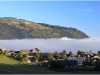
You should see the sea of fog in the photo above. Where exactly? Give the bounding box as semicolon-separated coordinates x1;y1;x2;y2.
0;37;100;54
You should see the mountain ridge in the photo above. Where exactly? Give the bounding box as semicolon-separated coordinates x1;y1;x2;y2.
0;17;89;39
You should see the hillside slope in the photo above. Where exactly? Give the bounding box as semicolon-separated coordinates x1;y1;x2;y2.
0;17;89;39
0;55;20;65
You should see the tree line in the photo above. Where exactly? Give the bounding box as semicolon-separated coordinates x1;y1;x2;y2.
1;49;100;63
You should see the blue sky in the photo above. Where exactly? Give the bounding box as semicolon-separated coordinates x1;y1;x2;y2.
0;1;100;38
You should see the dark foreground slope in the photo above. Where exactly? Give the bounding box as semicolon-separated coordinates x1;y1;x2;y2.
0;17;89;39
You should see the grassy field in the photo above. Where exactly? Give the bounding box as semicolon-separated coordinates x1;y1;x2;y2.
0;54;20;65
0;55;100;74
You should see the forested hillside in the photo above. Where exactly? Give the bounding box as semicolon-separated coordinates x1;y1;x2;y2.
0;17;89;39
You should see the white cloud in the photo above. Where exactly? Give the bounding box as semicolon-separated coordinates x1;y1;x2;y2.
0;37;100;54
60;37;75;40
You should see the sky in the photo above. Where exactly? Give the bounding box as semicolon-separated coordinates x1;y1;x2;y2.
0;1;100;53
0;1;100;38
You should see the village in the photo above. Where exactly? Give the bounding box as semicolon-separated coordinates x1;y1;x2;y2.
0;46;100;71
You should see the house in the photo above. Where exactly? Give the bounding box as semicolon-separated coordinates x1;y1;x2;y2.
47;59;78;68
8;52;12;57
23;50;30;53
8;50;15;57
68;57;84;65
42;53;48;58
93;55;100;59
28;52;34;62
97;50;100;56
81;51;93;56
58;59;78;67
28;51;47;62
15;51;20;54
66;54;70;57
68;57;77;60
14;50;29;55
77;58;84;65
79;50;95;62
30;49;37;53
28;52;34;58
79;50;93;57
30;48;41;53
0;46;6;53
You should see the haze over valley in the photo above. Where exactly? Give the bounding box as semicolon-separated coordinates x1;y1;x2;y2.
0;37;100;54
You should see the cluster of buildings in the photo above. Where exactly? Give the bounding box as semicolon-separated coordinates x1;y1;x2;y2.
0;46;100;67
52;51;100;68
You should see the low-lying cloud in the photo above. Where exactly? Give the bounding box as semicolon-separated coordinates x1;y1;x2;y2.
0;37;100;54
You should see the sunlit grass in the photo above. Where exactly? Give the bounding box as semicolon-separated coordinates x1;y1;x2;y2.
0;55;20;65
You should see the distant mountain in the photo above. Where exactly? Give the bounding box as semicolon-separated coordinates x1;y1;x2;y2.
0;17;89;39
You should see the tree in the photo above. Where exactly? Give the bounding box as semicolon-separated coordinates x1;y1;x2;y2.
23;53;28;62
69;51;74;57
62;50;67;54
0;49;3;54
71;53;75;57
59;53;63;59
77;50;82;58
47;53;52;60
53;51;60;61
74;54;78;58
62;53;67;59
17;50;24;61
3;50;8;56
77;50;82;55
47;53;55;61
33;52;40;60
59;50;67;59
19;50;24;61
11;52;16;58
98;50;100;57
9;50;14;53
69;51;72;55
39;52;43;61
